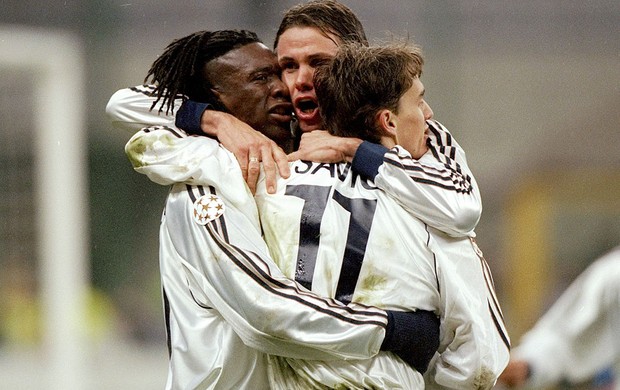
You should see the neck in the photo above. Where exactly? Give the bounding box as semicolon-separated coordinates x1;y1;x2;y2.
379;135;396;149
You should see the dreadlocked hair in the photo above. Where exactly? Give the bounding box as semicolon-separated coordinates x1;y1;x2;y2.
144;29;262;114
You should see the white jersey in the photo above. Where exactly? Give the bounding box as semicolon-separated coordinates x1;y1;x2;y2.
107;86;482;237
254;149;509;390
511;246;620;389
111;86;508;387
128;127;391;389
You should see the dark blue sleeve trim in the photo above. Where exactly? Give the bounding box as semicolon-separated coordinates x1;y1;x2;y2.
351;141;389;179
175;100;211;136
381;310;440;374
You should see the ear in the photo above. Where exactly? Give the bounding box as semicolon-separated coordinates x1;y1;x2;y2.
376;109;398;137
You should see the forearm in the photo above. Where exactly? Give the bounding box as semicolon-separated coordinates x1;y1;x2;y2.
165;186;387;361
377;149;482;236
106;85;177;132
352;120;482;237
125;126;227;186
428;236;510;389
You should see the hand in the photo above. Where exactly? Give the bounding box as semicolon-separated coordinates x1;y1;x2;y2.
497;359;530;388
287;130;363;163
202;111;290;194
380;310;440;374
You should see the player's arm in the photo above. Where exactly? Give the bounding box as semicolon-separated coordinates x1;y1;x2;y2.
289;120;482;237
176;101;290;193
108;91;288;193
353;120;481;237
125;125;217;186
126;125;440;367
105;85;177;132
165;183;385;361
506;247;620;389
425;243;510;389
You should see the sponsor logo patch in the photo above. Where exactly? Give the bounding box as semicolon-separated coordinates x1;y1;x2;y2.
192;194;225;225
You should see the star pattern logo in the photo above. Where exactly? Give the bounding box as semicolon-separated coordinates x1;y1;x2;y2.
192;194;225;225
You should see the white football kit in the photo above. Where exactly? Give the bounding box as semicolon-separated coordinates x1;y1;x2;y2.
511;246;620;389
109;86;510;389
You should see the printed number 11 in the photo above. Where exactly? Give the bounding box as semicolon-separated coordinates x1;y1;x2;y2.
285;184;377;304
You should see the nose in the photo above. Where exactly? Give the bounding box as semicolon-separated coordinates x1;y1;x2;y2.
271;77;290;99
423;100;434;120
294;65;314;92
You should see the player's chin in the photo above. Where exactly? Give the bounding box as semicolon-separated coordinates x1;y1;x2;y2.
298;119;323;133
262;122;292;140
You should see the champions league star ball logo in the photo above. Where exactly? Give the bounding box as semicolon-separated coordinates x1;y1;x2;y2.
192;194;225;225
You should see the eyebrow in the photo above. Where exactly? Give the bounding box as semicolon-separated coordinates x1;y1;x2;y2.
249;64;278;76
310;52;333;59
278;52;333;63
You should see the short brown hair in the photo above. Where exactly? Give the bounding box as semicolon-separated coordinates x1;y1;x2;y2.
314;43;424;142
274;0;368;49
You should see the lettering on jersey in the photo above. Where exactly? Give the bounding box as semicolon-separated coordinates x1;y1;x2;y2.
294;160;313;174
311;162;335;176
192;194;225;225
354;171;377;190
293;161;378;190
336;163;350;181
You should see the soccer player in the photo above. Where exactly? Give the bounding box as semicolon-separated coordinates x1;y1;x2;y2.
251;42;510;389
122;29;439;390
498;245;620;389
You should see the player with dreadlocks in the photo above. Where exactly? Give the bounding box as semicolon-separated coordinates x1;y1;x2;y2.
120;29;441;389
146;30;253;115
139;29;294;153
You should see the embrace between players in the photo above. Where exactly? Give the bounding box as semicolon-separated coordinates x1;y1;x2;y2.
107;1;510;389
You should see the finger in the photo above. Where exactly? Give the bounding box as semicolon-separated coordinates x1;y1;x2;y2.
246;153;261;195
272;145;290;179
237;151;250;183
260;145;277;194
286;150;302;162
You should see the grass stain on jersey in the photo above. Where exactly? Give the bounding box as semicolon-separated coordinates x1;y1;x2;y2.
354;273;388;305
473;366;496;390
125;136;148;168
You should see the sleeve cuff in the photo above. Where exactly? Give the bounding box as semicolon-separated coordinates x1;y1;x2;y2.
175;100;211;135
351;141;389;179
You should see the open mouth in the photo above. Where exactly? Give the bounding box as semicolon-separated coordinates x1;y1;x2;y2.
295;98;318;115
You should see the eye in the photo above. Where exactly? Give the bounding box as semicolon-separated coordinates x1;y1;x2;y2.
310;57;331;68
279;61;297;72
251;72;271;83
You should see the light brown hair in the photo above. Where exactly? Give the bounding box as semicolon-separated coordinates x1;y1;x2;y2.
314;43;424;142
